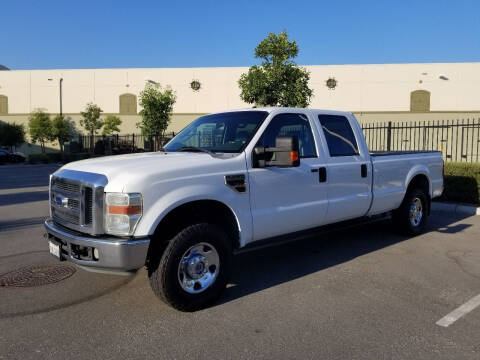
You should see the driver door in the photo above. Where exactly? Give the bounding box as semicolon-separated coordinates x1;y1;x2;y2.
247;112;328;241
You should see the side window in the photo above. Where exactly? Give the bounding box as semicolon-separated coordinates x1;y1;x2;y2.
183;122;225;147
318;115;359;157
258;113;316;158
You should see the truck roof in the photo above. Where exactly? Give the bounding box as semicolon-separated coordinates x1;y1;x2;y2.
209;107;353;117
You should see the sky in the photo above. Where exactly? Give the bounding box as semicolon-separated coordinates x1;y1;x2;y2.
1;0;479;70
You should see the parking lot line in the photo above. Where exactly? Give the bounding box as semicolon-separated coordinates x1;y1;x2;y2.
436;293;480;327
0;186;48;195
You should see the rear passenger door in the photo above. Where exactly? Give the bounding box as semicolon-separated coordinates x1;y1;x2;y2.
315;113;372;223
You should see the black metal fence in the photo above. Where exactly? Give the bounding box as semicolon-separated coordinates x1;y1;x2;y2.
361;119;480;162
67;132;176;155
68;119;480;163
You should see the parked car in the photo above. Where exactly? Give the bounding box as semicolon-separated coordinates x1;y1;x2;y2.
0;150;8;164
0;150;25;164
45;108;443;311
9;151;26;163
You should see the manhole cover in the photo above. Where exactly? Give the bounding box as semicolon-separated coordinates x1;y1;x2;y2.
0;264;76;288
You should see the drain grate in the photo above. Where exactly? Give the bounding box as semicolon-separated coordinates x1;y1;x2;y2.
0;264;76;288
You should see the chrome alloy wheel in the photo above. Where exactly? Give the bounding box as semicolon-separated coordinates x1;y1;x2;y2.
409;197;423;227
178;242;220;294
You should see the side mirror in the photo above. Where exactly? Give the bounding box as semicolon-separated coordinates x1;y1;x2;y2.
254;136;300;168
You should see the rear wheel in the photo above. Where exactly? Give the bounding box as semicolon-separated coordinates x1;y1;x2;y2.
392;188;428;235
148;223;232;311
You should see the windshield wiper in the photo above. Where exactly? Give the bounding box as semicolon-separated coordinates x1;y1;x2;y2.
176;146;215;156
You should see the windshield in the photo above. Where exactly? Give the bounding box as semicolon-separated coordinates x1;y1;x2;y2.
164;111;269;153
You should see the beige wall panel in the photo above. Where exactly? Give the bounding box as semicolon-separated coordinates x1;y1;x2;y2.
30;70;63;113
1;63;479;116
310;82;362;110
354;111;480;124
61;70;96;113
0;71;29;113
360;82;411;111
93;69;129;113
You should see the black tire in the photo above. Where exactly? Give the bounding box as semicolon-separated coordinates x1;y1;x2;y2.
148;223;232;311
392;188;428;235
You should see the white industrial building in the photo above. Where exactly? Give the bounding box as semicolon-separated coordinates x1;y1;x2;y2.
0;62;479;153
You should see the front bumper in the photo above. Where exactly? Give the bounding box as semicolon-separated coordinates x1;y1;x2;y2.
44;219;150;272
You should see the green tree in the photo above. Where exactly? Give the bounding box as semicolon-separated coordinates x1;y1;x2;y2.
80;103;103;135
238;31;313;108
28;110;54;153
52;115;74;153
0;122;25;151
80;103;103;152
137;83;176;150
102;115;122;135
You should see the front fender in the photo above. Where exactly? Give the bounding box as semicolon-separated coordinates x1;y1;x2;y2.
134;184;252;247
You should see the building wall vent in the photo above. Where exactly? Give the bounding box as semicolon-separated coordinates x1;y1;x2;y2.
410;90;430;112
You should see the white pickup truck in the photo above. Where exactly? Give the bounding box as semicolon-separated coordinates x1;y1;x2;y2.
45;108;443;311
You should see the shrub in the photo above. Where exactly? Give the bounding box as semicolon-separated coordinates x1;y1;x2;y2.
28;110;54;153
27;154;51;164
94;139;106;155
68;141;82;153
52;115;75;152
0;122;25;150
28;152;91;164
102;115;122;135
440;162;480;204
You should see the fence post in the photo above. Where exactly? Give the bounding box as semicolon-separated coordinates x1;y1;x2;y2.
387;121;392;151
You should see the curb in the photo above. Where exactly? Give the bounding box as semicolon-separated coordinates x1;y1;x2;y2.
0;163;62;168
431;202;480;216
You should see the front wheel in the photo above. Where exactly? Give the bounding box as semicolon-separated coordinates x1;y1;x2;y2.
392;188;428;235
148;223;232;311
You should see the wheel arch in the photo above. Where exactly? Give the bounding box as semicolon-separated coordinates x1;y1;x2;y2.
148;199;242;251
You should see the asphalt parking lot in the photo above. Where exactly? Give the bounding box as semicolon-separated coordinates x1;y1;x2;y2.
1;164;479;360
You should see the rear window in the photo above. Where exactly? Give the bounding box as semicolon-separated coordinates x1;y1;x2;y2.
318;115;359;157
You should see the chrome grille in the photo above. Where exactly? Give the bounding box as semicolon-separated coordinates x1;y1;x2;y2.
51;177;82;227
54;178;80;193
50;170;107;235
84;187;93;225
67;198;80;211
52;208;80;225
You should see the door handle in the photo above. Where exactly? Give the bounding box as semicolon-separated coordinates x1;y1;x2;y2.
361;164;367;178
310;167;327;182
319;167;327;182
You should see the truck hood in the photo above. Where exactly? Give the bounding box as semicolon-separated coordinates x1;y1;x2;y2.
60;152;240;192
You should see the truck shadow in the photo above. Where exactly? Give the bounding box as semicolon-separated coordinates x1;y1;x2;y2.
0;217;46;232
0;191;49;206
219;212;473;306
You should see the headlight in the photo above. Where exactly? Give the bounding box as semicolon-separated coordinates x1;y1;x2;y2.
104;193;142;236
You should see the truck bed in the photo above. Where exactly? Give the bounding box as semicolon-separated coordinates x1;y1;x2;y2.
367;150;443;216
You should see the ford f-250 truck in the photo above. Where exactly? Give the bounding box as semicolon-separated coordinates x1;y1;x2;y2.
45;108;443;311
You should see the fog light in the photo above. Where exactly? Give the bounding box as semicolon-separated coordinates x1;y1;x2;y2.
93;248;99;260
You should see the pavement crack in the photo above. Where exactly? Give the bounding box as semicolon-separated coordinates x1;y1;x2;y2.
446;251;480;281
